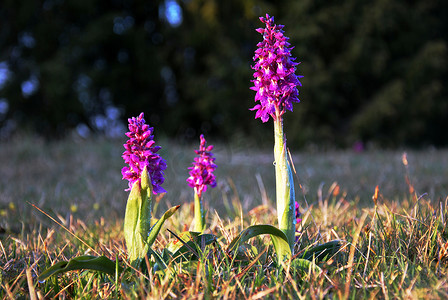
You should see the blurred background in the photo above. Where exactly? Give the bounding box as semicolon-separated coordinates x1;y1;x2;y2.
0;0;447;148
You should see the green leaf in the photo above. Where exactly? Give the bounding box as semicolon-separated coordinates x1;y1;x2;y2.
38;255;122;282
144;205;181;251
123;177;149;265
291;258;322;274
301;240;343;263
227;224;292;263
148;248;168;273
149;232;216;274
165;232;216;262
139;168;152;242
165;231;198;253
124;164;179;267
140;205;181;268
123;166;153;266
126;205;180;271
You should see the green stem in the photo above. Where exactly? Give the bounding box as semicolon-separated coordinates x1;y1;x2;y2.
194;191;205;232
273;112;295;254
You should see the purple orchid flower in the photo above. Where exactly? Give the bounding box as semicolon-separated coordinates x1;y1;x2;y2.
121;112;167;194
250;14;303;122
187;134;217;198
295;201;302;224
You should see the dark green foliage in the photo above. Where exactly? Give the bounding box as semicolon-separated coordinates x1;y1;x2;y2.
0;0;446;146
282;0;447;147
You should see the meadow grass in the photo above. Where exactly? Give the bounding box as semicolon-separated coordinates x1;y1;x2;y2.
1;135;448;298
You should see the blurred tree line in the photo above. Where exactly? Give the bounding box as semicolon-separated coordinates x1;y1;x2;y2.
0;0;447;147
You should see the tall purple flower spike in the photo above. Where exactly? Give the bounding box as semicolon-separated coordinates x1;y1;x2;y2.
121;112;167;194
187;134;217;198
250;14;303;122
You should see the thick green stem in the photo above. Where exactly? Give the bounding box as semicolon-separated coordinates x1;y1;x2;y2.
194;191;205;232
273;113;296;254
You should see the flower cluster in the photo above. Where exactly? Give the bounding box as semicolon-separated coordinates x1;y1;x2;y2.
250;14;303;123
187;134;217;198
121;113;167;194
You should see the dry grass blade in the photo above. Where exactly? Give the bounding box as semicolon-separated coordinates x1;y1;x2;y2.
29;202;100;256
26;268;37;300
344;211;368;299
250;285;280;299
3;282;15;300
234;246;267;279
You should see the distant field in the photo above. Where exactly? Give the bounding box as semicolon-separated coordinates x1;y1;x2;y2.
1;135;447;233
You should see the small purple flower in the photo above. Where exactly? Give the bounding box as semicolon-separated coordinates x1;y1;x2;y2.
250;14;303;122
121;113;167;194
295;201;302;243
295;201;302;224
187;134;217;198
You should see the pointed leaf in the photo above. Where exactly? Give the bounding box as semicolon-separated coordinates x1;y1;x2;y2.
123;166;153;265
143;205;181;254
140;164;151;191
301;240;343;263
38;255;122;282
227;224;291;262
139;167;152;241
123;181;145;264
